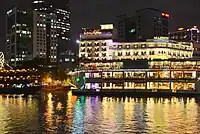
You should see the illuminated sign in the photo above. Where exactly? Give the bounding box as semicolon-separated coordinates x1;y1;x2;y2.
154;36;169;40
100;24;113;30
162;13;170;18
83;30;101;35
152;36;169;43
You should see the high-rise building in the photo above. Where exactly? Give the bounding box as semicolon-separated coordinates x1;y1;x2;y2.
136;8;169;40
114;14;136;42
33;11;57;64
32;0;71;64
114;8;169;42
169;26;200;43
6;7;33;67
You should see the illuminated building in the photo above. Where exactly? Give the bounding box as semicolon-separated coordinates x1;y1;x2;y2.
136;8;169;40
33;11;58;64
169;26;200;58
79;29;193;62
77;26;198;92
169;26;200;43
32;0;71;64
6;7;33;67
79;24;114;61
111;38;193;60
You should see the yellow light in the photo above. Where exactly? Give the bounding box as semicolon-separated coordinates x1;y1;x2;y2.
100;24;114;30
56;102;63;111
178;28;184;31
151;55;168;60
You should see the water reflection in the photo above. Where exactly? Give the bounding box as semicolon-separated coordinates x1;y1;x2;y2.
0;95;39;134
0;92;200;133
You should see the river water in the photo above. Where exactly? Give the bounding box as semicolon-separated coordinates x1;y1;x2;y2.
0;91;200;134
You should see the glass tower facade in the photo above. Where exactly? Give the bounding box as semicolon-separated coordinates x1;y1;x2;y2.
6;7;33;67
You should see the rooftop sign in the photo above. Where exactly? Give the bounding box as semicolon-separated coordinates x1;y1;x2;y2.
83;30;101;35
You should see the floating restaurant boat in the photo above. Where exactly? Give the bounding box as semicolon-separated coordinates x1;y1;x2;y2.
0;68;42;94
72;59;200;97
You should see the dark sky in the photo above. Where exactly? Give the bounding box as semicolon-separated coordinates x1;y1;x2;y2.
1;0;200;51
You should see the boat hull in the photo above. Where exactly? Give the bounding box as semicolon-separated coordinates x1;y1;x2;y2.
0;86;42;95
72;90;200;97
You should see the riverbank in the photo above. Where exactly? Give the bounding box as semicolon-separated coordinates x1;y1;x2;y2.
72;90;200;97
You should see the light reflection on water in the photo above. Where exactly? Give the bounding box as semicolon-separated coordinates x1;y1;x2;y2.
0;91;200;133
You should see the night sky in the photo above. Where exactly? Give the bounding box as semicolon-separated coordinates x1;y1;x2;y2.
1;0;200;51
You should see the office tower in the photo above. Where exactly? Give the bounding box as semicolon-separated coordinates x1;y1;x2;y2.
33;11;57;64
32;0;71;64
114;14;136;42
6;7;33;67
136;8;169;40
169;26;200;43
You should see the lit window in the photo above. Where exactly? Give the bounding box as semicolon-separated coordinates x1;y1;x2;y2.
65;58;69;62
